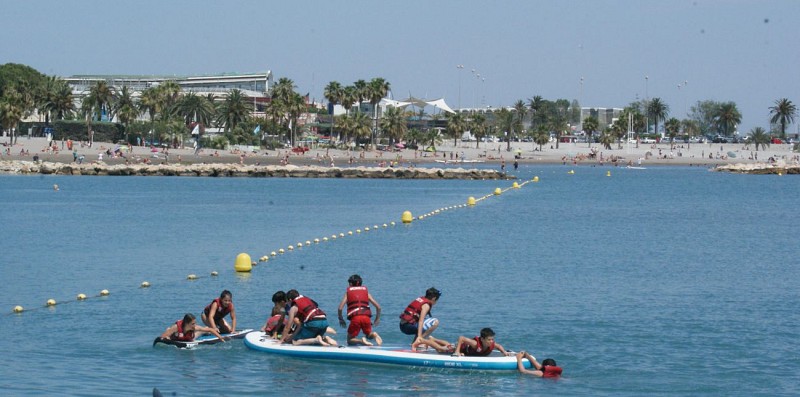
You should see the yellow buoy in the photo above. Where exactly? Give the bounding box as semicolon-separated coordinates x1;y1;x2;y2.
288;245;294;251
468;197;476;206
13;305;24;313
568;170;575;174
100;289;110;296
512;182;520;189
46;299;57;306
607;171;611;177
141;281;151;288
402;211;413;224
187;274;198;280
211;271;219;276
306;240;312;245
494;188;502;195
234;253;252;272
314;238;320;243
77;293;87;301
533;176;539;182
271;251;277;257
279;248;285;254
323;237;328;242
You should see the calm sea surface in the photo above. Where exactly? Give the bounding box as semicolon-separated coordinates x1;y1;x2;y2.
1;165;798;396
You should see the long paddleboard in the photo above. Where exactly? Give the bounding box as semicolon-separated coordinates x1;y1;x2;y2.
244;331;531;371
153;328;253;349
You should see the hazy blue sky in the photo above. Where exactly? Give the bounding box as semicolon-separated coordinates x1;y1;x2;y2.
3;0;798;133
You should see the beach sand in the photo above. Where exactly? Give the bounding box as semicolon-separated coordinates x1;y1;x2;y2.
2;136;798;169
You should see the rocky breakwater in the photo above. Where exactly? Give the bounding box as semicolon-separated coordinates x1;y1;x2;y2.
0;161;512;180
713;160;799;175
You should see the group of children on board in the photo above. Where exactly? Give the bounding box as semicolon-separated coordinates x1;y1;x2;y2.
160;277;562;378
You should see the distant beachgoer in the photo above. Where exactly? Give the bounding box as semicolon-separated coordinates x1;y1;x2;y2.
337;274;382;346
202;290;237;334
516;351;562;378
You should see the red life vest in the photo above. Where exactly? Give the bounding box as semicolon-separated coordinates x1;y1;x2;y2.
171;320;195;341
542;366;563;378
461;336;495;356
399;297;431;324
204;298;232;321
294;295;326;324
346;286;372;319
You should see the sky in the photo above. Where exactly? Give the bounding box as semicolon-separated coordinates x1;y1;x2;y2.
3;0;798;134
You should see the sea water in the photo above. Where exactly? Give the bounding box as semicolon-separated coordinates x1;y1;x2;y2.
0;166;797;396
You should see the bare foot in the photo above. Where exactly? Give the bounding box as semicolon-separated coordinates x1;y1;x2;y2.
324;336;338;346
361;337;373;346
316;335;330;346
373;333;383;346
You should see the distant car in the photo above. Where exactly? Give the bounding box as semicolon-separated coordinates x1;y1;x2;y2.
712;136;729;143
771;138;784;144
641;137;656;144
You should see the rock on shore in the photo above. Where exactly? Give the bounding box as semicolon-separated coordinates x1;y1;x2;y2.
0;161;512;180
713;161;799;174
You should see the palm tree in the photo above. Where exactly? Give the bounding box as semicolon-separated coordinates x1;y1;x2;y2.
41;77;75;122
598;130;615;150
380;106;408;144
0;89;24;144
495;108;514;151
114;86;139;143
285;92;307;146
769;98;796;139
341;86;357;116
533;128;550;151
217;89;251;134
470;113;487;149
647;97;669;137
324;81;343;141
582;116;599;147
664;117;681;146
445;111;467;146
682;119;699;149
513;100;527;150
350;111;372;143
175;92;215;127
353;79;368;112
714;102;741;137
749;127;770;151
367;78;390;146
87;80;115;121
157;80;181;114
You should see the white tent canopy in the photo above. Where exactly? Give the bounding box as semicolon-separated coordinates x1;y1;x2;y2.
380;97;456;114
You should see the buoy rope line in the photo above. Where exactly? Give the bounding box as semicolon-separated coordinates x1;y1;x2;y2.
9;178;539;314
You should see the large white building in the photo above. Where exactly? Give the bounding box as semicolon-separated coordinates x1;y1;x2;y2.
63;71;274;116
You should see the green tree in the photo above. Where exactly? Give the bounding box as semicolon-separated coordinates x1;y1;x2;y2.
0;89;24;144
495;108;514;150
367;78;390;145
598;130;615;150
380;106;407;144
445;111;467;146
533;127;550;151
769;98;796;139
175;92;215;127
341;86;357;116
748;127;770;151
681;119;699;149
714;102;741;137
470;112;487;149
350;111;372;143
113;86;139;143
664;117;681;145
582;116;599;147
689;100;722;136
353;79;368;112
216;89;251;134
647;97;669;137
324;81;343;141
513;100;527;151
40;76;75;122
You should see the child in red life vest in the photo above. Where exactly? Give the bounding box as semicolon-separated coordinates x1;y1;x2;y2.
399;287;452;353
160;313;224;342
452;327;511;357
261;290;287;338
516;351;563;378
280;289;338;346
201;290;237;334
337;274;383;346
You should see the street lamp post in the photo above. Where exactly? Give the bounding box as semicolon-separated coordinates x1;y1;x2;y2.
457;65;464;110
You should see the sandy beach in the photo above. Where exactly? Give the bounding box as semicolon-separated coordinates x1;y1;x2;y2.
2;136;798;169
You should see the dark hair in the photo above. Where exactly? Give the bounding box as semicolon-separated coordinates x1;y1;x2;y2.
479;328;495;338
181;313;196;324
286;289;299;301
425;287;441;300
220;290;232;299
542;358;557;367
348;274;363;286
272;290;286;303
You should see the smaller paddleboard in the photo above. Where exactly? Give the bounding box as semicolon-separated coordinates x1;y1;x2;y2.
153;328;253;349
